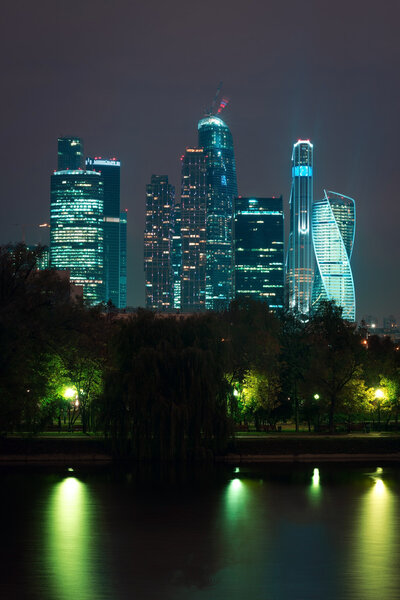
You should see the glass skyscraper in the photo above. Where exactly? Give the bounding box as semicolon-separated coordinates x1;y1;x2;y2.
180;148;207;312
198;115;238;310
233;197;284;311
57;137;84;170
119;208;128;309
311;190;356;321
286;140;314;316
144;175;175;311
86;157;125;308
50;170;104;304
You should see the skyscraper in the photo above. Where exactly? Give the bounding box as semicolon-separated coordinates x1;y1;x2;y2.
180;148;207;312
233;197;284;311
86;157;125;308
144;175;175;311
119;208;128;309
311;190;356;321
170;196;182;311
50;169;104;304
198;115;238;310
286;140;314;316
57;137;84;170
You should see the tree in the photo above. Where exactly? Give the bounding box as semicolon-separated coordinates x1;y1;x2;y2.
305;301;364;433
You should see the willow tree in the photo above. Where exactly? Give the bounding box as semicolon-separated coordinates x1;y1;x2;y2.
101;311;230;460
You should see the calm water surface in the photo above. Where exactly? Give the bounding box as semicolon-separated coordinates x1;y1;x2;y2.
1;463;399;600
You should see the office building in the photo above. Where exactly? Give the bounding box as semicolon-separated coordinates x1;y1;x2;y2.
233;197;284;311
180;148;207;312
144;175;175;311
286;140;314;316
119;208;128;309
86;157;125;308
171;197;182;311
198;115;238;310
57;137;84;170
50;170;104;304
311;190;356;321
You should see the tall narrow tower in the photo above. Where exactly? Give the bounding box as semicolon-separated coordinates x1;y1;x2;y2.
144;175;175;311
180;148;207;312
286;140;314;316
198;115;238;310
86;157;123;308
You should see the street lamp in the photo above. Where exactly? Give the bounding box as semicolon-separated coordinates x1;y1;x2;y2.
314;394;320;400
375;388;385;427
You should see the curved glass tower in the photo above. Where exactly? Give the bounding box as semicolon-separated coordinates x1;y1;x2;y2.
50;170;104;304
198;115;238;310
311;190;356;321
286;140;314;316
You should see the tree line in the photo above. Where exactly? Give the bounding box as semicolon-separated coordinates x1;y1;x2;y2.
1;244;399;458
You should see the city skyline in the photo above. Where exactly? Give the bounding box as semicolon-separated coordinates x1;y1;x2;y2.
1;1;399;318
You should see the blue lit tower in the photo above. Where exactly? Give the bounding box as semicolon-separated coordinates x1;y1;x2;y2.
86;157;125;308
286;140;314;315
233;197;284;311
50;169;104;304
311;190;356;321
198;115;238;310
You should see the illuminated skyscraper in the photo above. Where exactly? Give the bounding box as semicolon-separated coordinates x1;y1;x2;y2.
50;170;104;304
233;197;284;311
180;148;207;312
198;115;238;310
171;197;182;311
312;190;356;321
286;140;314;315
144;175;174;311
86;157;125;308
119;208;128;309
57;137;84;170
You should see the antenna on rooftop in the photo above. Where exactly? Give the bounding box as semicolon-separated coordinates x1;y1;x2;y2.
208;81;223;115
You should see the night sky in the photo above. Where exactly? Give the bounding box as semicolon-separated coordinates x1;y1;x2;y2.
1;0;399;320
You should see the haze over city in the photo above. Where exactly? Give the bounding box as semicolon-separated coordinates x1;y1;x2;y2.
1;0;399;319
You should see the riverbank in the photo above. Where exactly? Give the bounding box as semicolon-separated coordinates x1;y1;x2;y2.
0;432;399;464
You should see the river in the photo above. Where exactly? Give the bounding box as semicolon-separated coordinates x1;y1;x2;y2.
1;463;399;599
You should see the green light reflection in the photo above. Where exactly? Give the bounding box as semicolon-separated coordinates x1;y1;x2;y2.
309;467;321;504
353;476;397;599
46;477;100;600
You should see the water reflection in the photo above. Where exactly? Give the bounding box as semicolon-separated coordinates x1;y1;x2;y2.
46;476;104;600
353;471;399;599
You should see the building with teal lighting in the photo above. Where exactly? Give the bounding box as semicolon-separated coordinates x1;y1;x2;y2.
233;197;284;311
286;140;314;316
50;170;104;305
198;115;238;310
311;190;356;321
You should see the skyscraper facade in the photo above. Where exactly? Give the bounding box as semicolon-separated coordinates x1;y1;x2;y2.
57;137;84;170
86;157;125;308
50;170;104;304
180;148;207;312
144;175;175;311
233;197;284;311
311;190;356;321
198;115;238;310
286;140;314;316
170;197;182;311
119;208;128;309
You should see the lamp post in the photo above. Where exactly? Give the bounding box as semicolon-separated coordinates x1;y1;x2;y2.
375;388;385;428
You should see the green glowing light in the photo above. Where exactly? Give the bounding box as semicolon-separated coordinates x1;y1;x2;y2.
314;394;320;400
63;387;77;399
312;468;320;487
375;388;385;399
234;467;240;473
375;467;383;474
